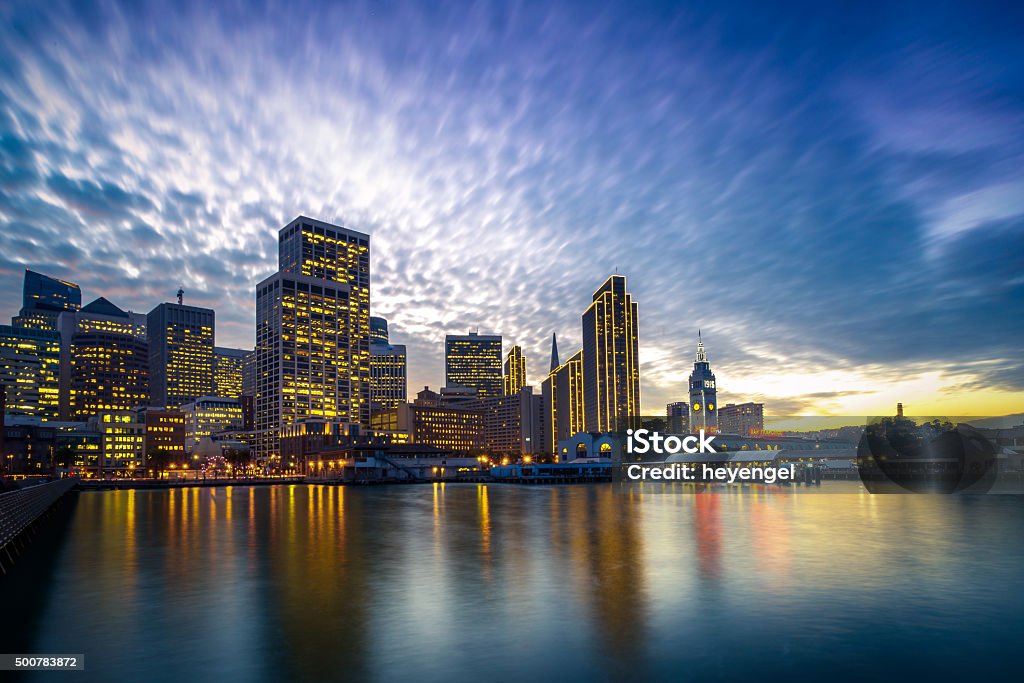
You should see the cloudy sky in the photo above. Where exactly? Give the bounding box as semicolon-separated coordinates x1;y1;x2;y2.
1;0;1022;416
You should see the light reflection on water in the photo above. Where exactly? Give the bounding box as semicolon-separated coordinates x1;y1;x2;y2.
20;484;1024;681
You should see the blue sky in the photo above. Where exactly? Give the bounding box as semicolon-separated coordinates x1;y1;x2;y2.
1;0;1022;415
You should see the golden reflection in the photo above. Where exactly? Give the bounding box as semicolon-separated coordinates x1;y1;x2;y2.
124;490;137;602
693;493;721;579
477;485;491;577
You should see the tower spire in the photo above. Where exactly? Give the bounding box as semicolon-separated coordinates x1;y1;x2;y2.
549;333;560;373
695;331;707;363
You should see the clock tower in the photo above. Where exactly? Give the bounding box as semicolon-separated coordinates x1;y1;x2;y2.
688;332;718;433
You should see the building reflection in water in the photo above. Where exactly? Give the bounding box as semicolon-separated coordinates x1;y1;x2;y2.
16;483;1024;681
693;491;722;580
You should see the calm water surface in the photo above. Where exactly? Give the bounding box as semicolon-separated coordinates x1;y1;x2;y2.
11;483;1024;682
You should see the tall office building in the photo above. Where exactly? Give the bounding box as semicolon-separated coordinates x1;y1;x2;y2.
370;316;389;344
370;342;407;415
688;333;718;432
0;325;61;420
582;274;639;433
667;401;689;434
12;269;81;330
503;345;526;396
277;216;371;425
542;348;585;455
256;216;371;460
147;302;215;409
58;298;149;421
214;346;248;399
242;350;256;397
445;332;502;398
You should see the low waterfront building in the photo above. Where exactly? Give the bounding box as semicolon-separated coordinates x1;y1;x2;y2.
717;402;764;436
2;416;58;474
181;396;244;452
556;432;626;463
136;407;187;467
89;412;145;474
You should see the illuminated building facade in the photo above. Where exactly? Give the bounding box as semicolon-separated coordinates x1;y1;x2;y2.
12;269;81;331
370;316;389;344
277;216;371;427
542;348;585;455
92;412;145;473
214;346;248;399
445;332;502;398
688;333;718;432
503;344;526;396
148;302;215;408
242;350;256;397
370;342;407;415
372;388;483;453
0;324;61;420
137;407;186;465
718;402;764;436
406;404;483;453
58;298;148;421
667;401;689;434
1;418;57;474
55;426;102;473
182;396;244;452
478;386;542;456
255;271;353;460
582;274;639;433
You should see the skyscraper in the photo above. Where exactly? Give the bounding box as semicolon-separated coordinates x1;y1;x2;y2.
214;346;248;399
370;316;389;344
58;297;148;421
0;324;61;420
688;333;717;432
277;216;371;426
582;274;639;433
445;332;503;398
503;344;526;396
147;302;215;408
542;349;585;455
13;269;82;330
242;350;256;397
256;216;370;460
370;342;407;415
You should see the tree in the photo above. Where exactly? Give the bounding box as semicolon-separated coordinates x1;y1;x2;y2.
146;447;174;478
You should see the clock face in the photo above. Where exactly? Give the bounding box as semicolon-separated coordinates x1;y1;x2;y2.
692;403;701;412
708;403;715;411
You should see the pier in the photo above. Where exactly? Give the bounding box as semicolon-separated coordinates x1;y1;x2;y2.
0;478;78;575
74;477;306;491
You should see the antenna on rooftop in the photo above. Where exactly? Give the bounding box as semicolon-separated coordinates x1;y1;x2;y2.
176;287;184;306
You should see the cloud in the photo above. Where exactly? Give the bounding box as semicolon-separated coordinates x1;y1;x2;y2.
0;0;1021;415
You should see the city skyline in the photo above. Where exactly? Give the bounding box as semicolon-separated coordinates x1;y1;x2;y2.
1;2;1022;416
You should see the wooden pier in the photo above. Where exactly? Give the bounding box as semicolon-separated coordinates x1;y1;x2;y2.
0;478;78;575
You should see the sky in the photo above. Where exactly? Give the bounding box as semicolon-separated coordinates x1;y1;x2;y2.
0;0;1022;417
